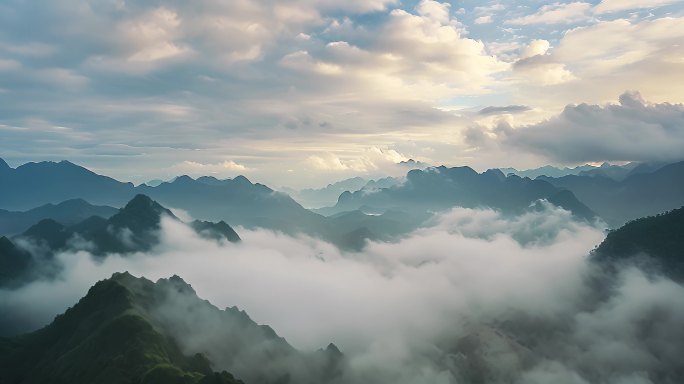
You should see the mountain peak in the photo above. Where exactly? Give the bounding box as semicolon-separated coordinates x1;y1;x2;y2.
24;218;67;235
483;168;506;181
325;342;343;357
191;220;241;242
122;194;171;215
157;274;197;295
232;175;252;185
173;175;195;184
110;271;137;284
107;195;177;240
337;190;352;204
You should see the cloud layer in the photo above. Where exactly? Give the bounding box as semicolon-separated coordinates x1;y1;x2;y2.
467;92;684;164
2;205;683;382
508;92;684;163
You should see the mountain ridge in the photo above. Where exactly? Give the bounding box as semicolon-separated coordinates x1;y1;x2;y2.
0;272;343;384
540;160;684;226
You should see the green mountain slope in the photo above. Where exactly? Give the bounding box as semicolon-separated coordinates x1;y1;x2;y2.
0;272;342;384
0;272;243;384
592;206;684;280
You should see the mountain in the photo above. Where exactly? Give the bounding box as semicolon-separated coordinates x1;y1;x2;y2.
0;199;118;236
398;159;430;169
283;177;368;208
0;272;343;384
137;175;327;237
318;166;596;221
499;162;644;181
191;220;241;243
539;160;684;227
0;158;418;249
0;236;32;288
19;195;240;258
283;176;401;209
499;164;598;179
592;206;684;281
576;162;641;181
0;159;135;211
142;179;166;187
0;159;320;236
0;158;11;175
0;158;611;251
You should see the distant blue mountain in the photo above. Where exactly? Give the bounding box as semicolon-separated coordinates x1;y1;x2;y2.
0;199;117;236
319;166;596;222
498;162;657;181
285;176;401;209
0;160;134;211
539;160;684;227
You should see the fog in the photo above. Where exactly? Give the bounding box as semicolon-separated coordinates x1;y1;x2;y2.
2;204;683;383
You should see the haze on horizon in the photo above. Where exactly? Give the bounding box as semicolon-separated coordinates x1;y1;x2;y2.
1;0;684;188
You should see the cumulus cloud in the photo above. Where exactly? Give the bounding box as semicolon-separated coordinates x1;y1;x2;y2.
168;160;249;176
520;39;551;59
513;15;684;109
3;204;684;383
502;91;684;163
513;55;575;85
306;147;409;173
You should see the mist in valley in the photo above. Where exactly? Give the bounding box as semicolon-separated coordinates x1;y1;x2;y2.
2;204;682;383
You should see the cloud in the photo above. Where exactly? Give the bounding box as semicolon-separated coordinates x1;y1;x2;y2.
511;15;684;109
508;2;592;25
0;0;682;186
513;55;575;85
0;0;507;187
520;39;551;59
168;160;249;176
474;15;493;24
503;91;684;163
479;105;531;115
473;3;506;14
306;147;409;173
593;0;683;14
2;205;684;383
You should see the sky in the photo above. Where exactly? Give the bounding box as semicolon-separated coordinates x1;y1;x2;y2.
1;0;683;188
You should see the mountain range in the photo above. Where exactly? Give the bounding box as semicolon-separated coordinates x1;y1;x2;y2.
0;199;118;236
0;195;240;289
539;160;684;226
3;157;684;251
316;166;597;222
0;159;422;249
280;176;400;209
497;161;659;181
